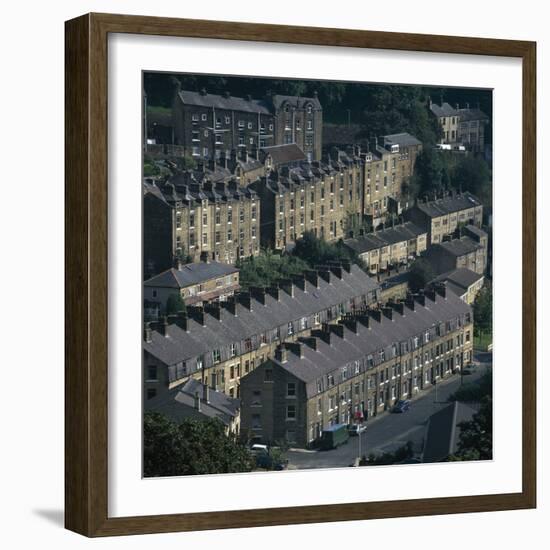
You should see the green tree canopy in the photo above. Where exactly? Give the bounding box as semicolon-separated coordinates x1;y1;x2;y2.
473;286;492;335
291;231;362;268
236;249;309;290
144;412;253;477
165;293;186;316
450;397;493;461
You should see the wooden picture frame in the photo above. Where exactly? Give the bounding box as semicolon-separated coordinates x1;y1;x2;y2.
65;12;536;537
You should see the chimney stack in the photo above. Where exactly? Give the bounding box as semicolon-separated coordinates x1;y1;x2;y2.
434;281;447;299
274;345;288;364
187;306;206;326
292;274;306;291
415;292;426;307
369;309;382;323
267;285;281;301
221;295;238;316
194;391;201;411
157;316;169;337
203;384;210;404
279;279;294;297
330;324;345;339
305;270;320;288
382;307;393;321
205;302;222;320
143;323;152;343
340;318;358;333
250;286;267;305
238;292;253;311
301;336;318;351
175;311;189;331
318;268;332;284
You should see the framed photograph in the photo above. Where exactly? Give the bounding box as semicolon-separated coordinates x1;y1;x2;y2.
65;13;536;537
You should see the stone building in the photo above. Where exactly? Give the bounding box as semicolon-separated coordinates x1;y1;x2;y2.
343;221;427;274
252;148;364;250
144;378;241;436
143;260;239;317
429;100;489;152
142;263;380;403
431;268;485;304
429;101;459;144
143;177;261;276
172;88;323;162
456;105;489;153
404;191;483;245
423;232;488;276
362;133;422;227
240;285;474;448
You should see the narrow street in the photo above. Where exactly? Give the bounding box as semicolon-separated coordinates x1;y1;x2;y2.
287;353;490;470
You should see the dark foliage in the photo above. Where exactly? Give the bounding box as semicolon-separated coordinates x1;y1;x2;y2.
407;258;436;293
448;370;492;403
143;412;254;477
449;397;493;461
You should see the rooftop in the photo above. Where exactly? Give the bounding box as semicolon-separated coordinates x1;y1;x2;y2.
422;401;481;462
145;378;240;426
175;89;322;115
144;262;239;289
265;289;471;396
261;143;306;165
430;102;458;118
383;132;423;148
144;264;380;368
177;89;272;115
343;222;427;254
433;267;484;291
413;192;482;218
433;237;483;257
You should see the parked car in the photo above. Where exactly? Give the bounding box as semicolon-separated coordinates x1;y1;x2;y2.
348;423;367;436
391;399;411;413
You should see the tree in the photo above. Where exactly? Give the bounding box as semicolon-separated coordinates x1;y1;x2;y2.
473;286;492;335
449;397;493;461
361;441;414;466
292;231;363;268
452;155;492;204
143;412;254;477
236;249;309;290
407;258;435;293
448;370;492;403
165;293;186;316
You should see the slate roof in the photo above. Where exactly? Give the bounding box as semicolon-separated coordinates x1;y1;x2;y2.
432;237;483;258
464;224;487;240
144;264;380;367
145;378;240;426
430;102;458;118
383;132;422;148
267;290;471;395
422;401;480;462
457;107;489;122
261;144;306;165
144;262;238;289
343;222;427;255
413;192;482;218
271;94;322;111
433;268;484;292
177;90;272;114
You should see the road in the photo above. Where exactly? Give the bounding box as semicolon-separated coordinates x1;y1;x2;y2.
287;352;491;470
